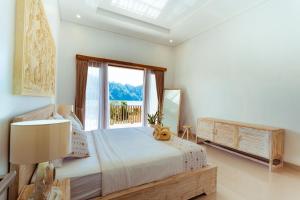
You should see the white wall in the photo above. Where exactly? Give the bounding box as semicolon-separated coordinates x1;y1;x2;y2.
0;1;60;198
174;0;300;165
57;21;174;105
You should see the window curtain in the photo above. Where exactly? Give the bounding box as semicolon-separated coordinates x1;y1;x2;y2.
75;59;88;127
101;63;109;129
143;69;150;126
143;70;159;126
85;61;106;131
153;70;165;113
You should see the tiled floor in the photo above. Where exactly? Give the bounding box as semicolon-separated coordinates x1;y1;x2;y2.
190;141;300;200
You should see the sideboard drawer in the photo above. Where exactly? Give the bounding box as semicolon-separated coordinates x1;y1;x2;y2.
214;123;235;147
197;119;214;141
238;127;270;158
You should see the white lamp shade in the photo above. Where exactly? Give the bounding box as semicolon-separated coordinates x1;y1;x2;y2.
10;120;72;164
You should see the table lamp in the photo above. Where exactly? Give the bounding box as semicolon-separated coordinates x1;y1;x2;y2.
10;120;71;200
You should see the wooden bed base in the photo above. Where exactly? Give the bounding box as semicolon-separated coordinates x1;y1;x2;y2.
9;104;217;200
96;165;217;200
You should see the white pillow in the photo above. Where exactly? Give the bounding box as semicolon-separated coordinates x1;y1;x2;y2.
65;112;84;131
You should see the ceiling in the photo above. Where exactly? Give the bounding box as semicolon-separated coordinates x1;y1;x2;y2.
58;0;269;46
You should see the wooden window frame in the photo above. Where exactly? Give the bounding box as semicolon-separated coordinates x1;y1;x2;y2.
76;54;167;72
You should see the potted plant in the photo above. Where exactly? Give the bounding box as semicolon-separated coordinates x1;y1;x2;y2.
147;111;163;127
147;112;157;127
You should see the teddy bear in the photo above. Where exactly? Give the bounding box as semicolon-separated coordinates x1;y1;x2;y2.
153;124;172;141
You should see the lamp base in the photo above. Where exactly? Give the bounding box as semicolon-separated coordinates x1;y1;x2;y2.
31;162;54;200
49;186;62;200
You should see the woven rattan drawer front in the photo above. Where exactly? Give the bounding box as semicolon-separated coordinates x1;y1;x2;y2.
214;123;235;148
238;127;270;158
197;119;214;141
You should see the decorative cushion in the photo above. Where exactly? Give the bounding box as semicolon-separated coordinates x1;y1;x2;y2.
68;130;90;158
66;112;84;131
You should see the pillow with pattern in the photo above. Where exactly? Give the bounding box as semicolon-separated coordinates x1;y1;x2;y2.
68;130;90;158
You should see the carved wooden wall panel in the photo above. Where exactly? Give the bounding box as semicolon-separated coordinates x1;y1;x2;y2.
14;0;56;96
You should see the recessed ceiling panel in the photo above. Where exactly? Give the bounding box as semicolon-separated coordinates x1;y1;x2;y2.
85;0;206;28
59;0;269;45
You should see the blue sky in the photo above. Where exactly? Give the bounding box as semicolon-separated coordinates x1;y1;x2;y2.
108;66;144;86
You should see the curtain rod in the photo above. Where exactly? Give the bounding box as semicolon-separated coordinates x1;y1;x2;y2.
76;54;167;72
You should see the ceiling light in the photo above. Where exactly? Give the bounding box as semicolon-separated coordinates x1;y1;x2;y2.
76;14;81;19
169;39;173;43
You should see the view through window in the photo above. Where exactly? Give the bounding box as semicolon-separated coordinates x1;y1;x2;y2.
85;65;158;131
108;66;144;128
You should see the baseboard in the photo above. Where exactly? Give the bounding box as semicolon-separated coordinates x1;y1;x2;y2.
284;162;300;171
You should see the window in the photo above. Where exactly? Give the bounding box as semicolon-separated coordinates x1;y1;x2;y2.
85;64;159;130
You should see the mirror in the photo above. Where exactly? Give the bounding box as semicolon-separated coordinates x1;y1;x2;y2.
162;89;181;135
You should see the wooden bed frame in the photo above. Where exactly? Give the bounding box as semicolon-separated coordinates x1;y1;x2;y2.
9;105;217;200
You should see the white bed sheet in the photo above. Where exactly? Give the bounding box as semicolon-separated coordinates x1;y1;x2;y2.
92;127;207;196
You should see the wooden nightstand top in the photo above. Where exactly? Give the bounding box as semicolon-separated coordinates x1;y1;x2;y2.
17;179;70;200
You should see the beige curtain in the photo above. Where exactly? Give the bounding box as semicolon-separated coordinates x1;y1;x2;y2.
75;59;88;127
153;70;165;113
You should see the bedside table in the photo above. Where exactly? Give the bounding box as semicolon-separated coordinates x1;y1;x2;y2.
18;179;70;200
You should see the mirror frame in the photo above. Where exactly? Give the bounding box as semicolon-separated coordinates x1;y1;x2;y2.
162;88;182;135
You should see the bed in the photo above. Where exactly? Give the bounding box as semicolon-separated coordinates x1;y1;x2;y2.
9;105;217;200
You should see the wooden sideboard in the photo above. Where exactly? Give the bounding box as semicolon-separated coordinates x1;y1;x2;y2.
196;118;284;171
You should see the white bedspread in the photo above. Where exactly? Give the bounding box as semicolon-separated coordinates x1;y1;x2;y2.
92;127;207;196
